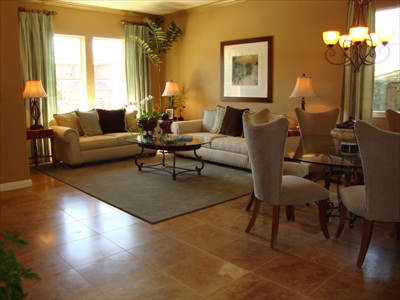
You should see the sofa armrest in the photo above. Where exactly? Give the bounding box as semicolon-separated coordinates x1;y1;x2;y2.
50;125;81;165
171;119;204;135
51;125;80;143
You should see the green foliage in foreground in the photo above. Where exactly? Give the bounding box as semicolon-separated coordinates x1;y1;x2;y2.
0;233;41;300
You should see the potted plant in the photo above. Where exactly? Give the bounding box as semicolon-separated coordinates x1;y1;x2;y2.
0;233;41;300
131;17;182;113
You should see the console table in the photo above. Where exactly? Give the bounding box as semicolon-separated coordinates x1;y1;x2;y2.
26;128;56;168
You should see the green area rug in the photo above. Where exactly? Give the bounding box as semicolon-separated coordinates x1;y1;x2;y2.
36;155;252;223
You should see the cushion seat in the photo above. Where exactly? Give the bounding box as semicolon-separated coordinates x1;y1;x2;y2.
210;136;248;155
79;135;117;151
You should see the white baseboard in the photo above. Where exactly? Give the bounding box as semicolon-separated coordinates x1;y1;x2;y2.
0;179;32;192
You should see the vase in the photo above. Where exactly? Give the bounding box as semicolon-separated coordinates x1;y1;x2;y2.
137;117;158;138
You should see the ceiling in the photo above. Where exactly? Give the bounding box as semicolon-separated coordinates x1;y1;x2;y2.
48;0;225;15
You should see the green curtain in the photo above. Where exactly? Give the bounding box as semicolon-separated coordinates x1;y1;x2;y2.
341;0;376;122
124;24;152;115
19;10;56;162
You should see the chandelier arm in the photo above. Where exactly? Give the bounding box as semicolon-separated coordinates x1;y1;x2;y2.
324;47;349;66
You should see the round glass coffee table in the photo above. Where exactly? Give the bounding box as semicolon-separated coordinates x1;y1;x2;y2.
125;135;209;180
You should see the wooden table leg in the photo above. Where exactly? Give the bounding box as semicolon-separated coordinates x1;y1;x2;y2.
50;135;56;168
32;139;38;166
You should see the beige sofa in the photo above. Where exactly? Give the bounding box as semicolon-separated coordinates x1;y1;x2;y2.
49;109;155;166
170;106;297;170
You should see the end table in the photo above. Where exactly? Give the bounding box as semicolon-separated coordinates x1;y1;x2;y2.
26;128;56;168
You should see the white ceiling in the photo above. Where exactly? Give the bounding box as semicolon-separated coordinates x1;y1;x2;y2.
49;0;224;15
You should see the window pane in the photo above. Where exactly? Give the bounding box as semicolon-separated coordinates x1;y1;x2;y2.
374;8;400;112
54;35;86;113
93;38;127;109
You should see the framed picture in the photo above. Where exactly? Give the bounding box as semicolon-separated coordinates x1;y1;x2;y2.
165;108;174;119
221;36;273;102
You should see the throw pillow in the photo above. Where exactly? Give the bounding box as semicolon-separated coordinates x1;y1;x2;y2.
75;109;103;136
219;106;249;137
96;108;126;134
125;110;139;132
202;109;216;132
210;105;226;133
53;112;84;136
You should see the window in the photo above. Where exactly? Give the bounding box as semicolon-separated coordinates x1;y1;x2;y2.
54;35;127;113
54;35;86;112
373;7;400;114
93;38;127;110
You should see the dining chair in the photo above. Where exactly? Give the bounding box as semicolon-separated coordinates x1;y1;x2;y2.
245;109;309;211
335;120;400;267
243;112;330;248
385;108;400;133
295;107;341;181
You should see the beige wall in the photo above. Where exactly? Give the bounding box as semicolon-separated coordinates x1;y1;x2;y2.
165;1;348;121
0;0;32;190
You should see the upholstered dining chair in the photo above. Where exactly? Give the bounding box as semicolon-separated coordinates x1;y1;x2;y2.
386;109;400;133
243;112;330;248
335;120;400;267
245;109;309;211
295;107;341;181
295;107;341;136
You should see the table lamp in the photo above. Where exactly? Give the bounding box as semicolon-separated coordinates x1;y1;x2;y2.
162;80;181;109
23;80;48;129
289;74;318;111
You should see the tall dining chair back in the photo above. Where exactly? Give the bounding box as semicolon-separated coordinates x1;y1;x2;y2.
295;107;340;136
335;120;400;267
245;109;309;211
386;109;400;133
295;107;340;181
243;112;330;248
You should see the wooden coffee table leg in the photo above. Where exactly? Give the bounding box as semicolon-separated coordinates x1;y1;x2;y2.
193;150;204;175
135;147;145;170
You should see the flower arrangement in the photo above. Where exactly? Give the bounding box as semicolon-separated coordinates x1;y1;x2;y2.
139;95;162;120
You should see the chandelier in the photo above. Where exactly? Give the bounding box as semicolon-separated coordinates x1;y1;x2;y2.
322;0;394;72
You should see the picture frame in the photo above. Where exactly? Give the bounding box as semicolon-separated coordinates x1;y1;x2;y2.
165;108;174;119
221;36;273;102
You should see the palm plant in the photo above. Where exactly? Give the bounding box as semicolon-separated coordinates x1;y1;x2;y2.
0;233;41;300
131;17;182;113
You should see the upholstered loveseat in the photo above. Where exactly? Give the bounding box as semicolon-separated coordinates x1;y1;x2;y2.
171;105;297;170
49;109;155;166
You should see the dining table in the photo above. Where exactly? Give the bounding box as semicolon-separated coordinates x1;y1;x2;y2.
284;135;363;225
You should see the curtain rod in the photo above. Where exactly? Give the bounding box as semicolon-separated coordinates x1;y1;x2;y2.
18;7;58;16
121;19;148;26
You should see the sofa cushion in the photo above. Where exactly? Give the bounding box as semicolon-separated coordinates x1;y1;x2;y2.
53;112;84;136
210;105;226;133
125;110;139;132
202;109;216;132
219;106;249;137
210;136;248;155
79;135;117;151
75;110;103;136
96;108;126;134
106;132;136;146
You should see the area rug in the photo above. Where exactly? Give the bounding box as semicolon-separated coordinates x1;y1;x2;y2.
35;155;252;223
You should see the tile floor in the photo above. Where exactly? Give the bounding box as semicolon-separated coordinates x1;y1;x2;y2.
0;167;399;299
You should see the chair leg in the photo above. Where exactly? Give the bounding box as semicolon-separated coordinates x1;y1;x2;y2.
246;189;255;211
271;205;280;248
357;219;374;267
335;202;348;238
317;199;330;239
286;205;295;221
245;198;261;233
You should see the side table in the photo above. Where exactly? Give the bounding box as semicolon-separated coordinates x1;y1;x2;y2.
26;128;56;168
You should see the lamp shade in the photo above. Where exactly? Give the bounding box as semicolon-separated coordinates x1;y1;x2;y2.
289;74;318;98
23;80;48;98
162;81;181;97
